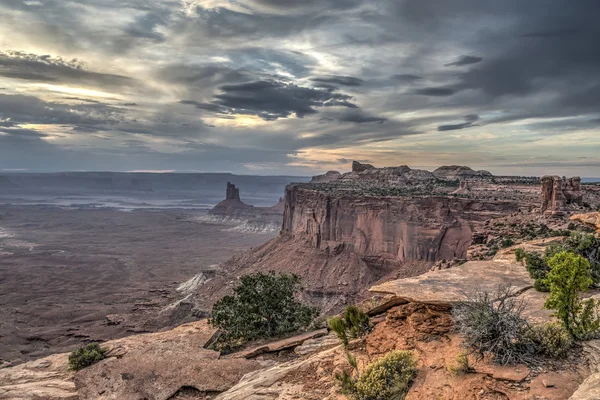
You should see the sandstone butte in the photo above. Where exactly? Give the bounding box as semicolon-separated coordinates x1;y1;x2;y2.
2;162;600;399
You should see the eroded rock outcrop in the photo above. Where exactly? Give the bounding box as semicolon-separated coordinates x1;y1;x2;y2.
282;184;519;265
541;175;583;215
206;183;284;233
570;212;600;233
352;161;375;173
310;171;342;183
433;165;493;180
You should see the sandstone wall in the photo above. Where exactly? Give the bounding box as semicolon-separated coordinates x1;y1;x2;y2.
283;185;519;265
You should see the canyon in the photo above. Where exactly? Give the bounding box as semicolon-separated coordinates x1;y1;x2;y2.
2;164;600;399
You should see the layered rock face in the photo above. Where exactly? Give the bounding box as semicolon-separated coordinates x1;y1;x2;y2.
541;175;583;215
282;185;519;266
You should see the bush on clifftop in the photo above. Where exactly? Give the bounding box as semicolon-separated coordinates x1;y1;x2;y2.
336;350;418;400
453;285;573;365
68;343;106;371
209;272;318;351
544;251;600;340
329;305;372;347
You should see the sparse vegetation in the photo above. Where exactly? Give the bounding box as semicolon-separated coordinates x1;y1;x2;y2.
453;285;575;365
447;352;473;376
544;251;600;340
329;305;372;347
524;323;573;358
209;272;318;351
336;350;418;400
68;343;106;371
452;286;538;365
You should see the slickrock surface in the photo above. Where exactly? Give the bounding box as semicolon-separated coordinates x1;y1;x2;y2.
369;260;533;304
369;258;555;324
0;321;261;400
0;353;76;400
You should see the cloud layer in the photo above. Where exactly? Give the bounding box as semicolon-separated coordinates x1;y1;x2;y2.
0;0;599;175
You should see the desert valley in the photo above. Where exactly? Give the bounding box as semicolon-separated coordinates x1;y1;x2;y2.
1;163;600;399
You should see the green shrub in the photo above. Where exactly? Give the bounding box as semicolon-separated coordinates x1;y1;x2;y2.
524;323;573;358
329;305;371;347
209;272;318;350
515;248;526;262
336;350;418;400
452;286;538;365
562;233;600;282
544;251;600;339
501;238;514;248
68;343;106;371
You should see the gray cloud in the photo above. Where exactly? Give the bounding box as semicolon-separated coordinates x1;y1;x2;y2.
311;75;364;87
0;0;599;175
438;114;480;131
0;51;136;89
413;87;458;96
183;79;358;120
445;55;483;67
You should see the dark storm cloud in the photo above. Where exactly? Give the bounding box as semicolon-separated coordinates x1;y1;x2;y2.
392;74;423;83
413;87;458;97
445;55;483;67
184;80;358;120
335;110;387;124
311;76;364;87
1;0;599;174
0;51;136;89
438;114;479;131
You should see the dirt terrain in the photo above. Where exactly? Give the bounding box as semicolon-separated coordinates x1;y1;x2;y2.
0;206;274;365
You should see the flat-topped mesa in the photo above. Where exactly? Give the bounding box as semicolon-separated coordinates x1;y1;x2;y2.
226;182;241;200
311;171;342;183
352;161;375;173
282;184;519;266
432;165;493;180
540;175;583;216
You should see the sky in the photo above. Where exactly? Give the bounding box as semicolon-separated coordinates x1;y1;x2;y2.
0;0;599;176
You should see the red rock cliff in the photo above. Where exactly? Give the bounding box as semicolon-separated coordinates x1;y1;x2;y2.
282;185;519;265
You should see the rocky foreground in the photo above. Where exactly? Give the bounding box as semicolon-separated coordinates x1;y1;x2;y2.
3;245;600;400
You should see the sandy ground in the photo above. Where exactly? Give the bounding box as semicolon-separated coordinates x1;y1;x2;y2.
0;205;274;364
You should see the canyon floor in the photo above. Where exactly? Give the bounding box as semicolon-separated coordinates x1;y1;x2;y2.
0;205;274;365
